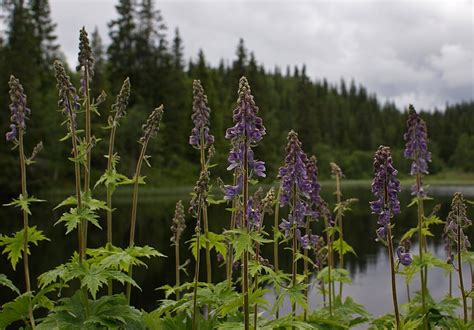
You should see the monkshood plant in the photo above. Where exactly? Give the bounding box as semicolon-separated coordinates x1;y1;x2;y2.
0;76;47;329
222;76;266;330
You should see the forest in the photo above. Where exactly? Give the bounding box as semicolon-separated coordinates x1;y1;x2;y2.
0;0;473;194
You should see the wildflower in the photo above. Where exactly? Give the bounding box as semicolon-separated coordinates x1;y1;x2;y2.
170;200;186;242
108;78;130;127
370;146;401;241
330;162;343;178
261;187;275;215
300;234;319;250
53;60;80;128
189;170;210;223
278;130;312;208
396;239;413;266
77;27;94;95
306;155;321;219
403;105;431;196
189;80;214;148
139;106;164;144
223;77;266;200
444;192;472;252
6;75;30;141
27;141;43;162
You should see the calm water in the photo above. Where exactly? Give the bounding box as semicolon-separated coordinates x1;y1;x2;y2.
1;184;473;319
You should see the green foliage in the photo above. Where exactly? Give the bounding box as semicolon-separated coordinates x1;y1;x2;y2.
38;291;143;329
332;238;357;257
400;252;450;283
309;296;370;329
0;226;49;270
0;274;19;294
317;267;352;285
188;231;227;260
3;194;45;215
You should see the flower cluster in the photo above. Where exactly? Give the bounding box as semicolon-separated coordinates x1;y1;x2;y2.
330;162;343;179
108;78;131;127
189;169;210;224
444;192;472;255
223;77;266;200
6;75;30;141
403;105;431;196
140;105;164;144
170;200;186;242
306;155;321;219
370;146;401;241
77;27;95;95
53;60;80;128
189;80;214;148
278;130;312;237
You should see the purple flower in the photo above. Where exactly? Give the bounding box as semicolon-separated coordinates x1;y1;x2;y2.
189;80;214;149
404;105;431;197
54;60;81;128
306;155;321;219
6;76;30;141
300;234;319;250
223;77;266;202
370;146;401;241
396;246;413;266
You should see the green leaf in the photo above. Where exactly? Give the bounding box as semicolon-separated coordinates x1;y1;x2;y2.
3;194;45;215
332;238;357;257
55;207;102;234
0;274;19;294
0;226;49;270
0;292;32;328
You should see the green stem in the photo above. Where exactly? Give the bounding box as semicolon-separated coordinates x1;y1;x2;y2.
227;175;237;287
469;262;473;321
242;138;250;330
192;209;202;330
274;188;280;320
291;183;298;320
126;138;149;303
83;69;91;255
199;130;212;284
457;223;467;322
175;235;181;300
106;124;117;295
335;174;343;298
387;225;400;329
324;216;333;316
18;130;35;329
415;171;427;322
253;242;261;329
303;217;310;321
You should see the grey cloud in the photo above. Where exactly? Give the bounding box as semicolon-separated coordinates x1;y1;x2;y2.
49;0;473;110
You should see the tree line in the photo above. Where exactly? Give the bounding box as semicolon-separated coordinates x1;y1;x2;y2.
0;0;473;193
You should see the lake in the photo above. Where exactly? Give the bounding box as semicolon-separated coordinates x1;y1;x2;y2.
1;183;473;320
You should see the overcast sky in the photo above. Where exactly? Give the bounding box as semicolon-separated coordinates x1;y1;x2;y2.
49;0;473;111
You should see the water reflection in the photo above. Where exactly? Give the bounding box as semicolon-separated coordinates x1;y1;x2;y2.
0;184;472;318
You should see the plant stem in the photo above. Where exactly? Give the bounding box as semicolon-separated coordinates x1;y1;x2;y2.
199;131;212;284
227;175;237;287
335;174;343;298
242;137;250;330
192;205;202;330
274;188;280;319
406;282;411;302
254;241;261;329
106;124;117;295
415;170;427;323
303;217;310;321
291;183;298;320
387;225;400;329
457;223;467;322
18;130;35;329
469;262;473;321
126;138;149;303
324;216;333;316
83;69;91;255
175;235;181;300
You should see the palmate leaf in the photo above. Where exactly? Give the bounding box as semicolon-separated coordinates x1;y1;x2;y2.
55;206;102;234
87;244;165;272
0;292;32;328
0;274;19;294
332;238;357;257
262;315;315;329
55;192;109;211
0;226;49;270
38;291;143;329
317;267;352;284
94;168;130;191
400;252;451;283
3;194;45;215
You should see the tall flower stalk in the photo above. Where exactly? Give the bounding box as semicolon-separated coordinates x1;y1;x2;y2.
330;162;344;297
126;106;164;303
224;77;266;330
370;146;401;328
302;155;321;320
190;169;211;330
189;80;215;284
77;27;95;250
5;75;36;328
278;130;311;320
54;60;84;260
171;201;186;300
403;104;431;319
444;192;471;322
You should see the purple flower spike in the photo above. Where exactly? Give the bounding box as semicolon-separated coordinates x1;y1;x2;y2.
6;76;30;141
306;155;321;219
190;80;214;149
370;146;401;241
404;105;431;197
223;77;266;203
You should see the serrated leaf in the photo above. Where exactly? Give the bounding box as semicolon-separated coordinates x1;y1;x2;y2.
0;226;49;270
3;194;45;215
0;274;19;294
333;238;357;257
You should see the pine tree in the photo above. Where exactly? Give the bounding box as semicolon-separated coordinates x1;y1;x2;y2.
29;0;59;62
171;27;184;71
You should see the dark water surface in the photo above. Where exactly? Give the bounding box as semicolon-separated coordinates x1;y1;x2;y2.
1;184;473;319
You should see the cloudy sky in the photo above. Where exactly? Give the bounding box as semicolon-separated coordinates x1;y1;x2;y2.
49;0;473;110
